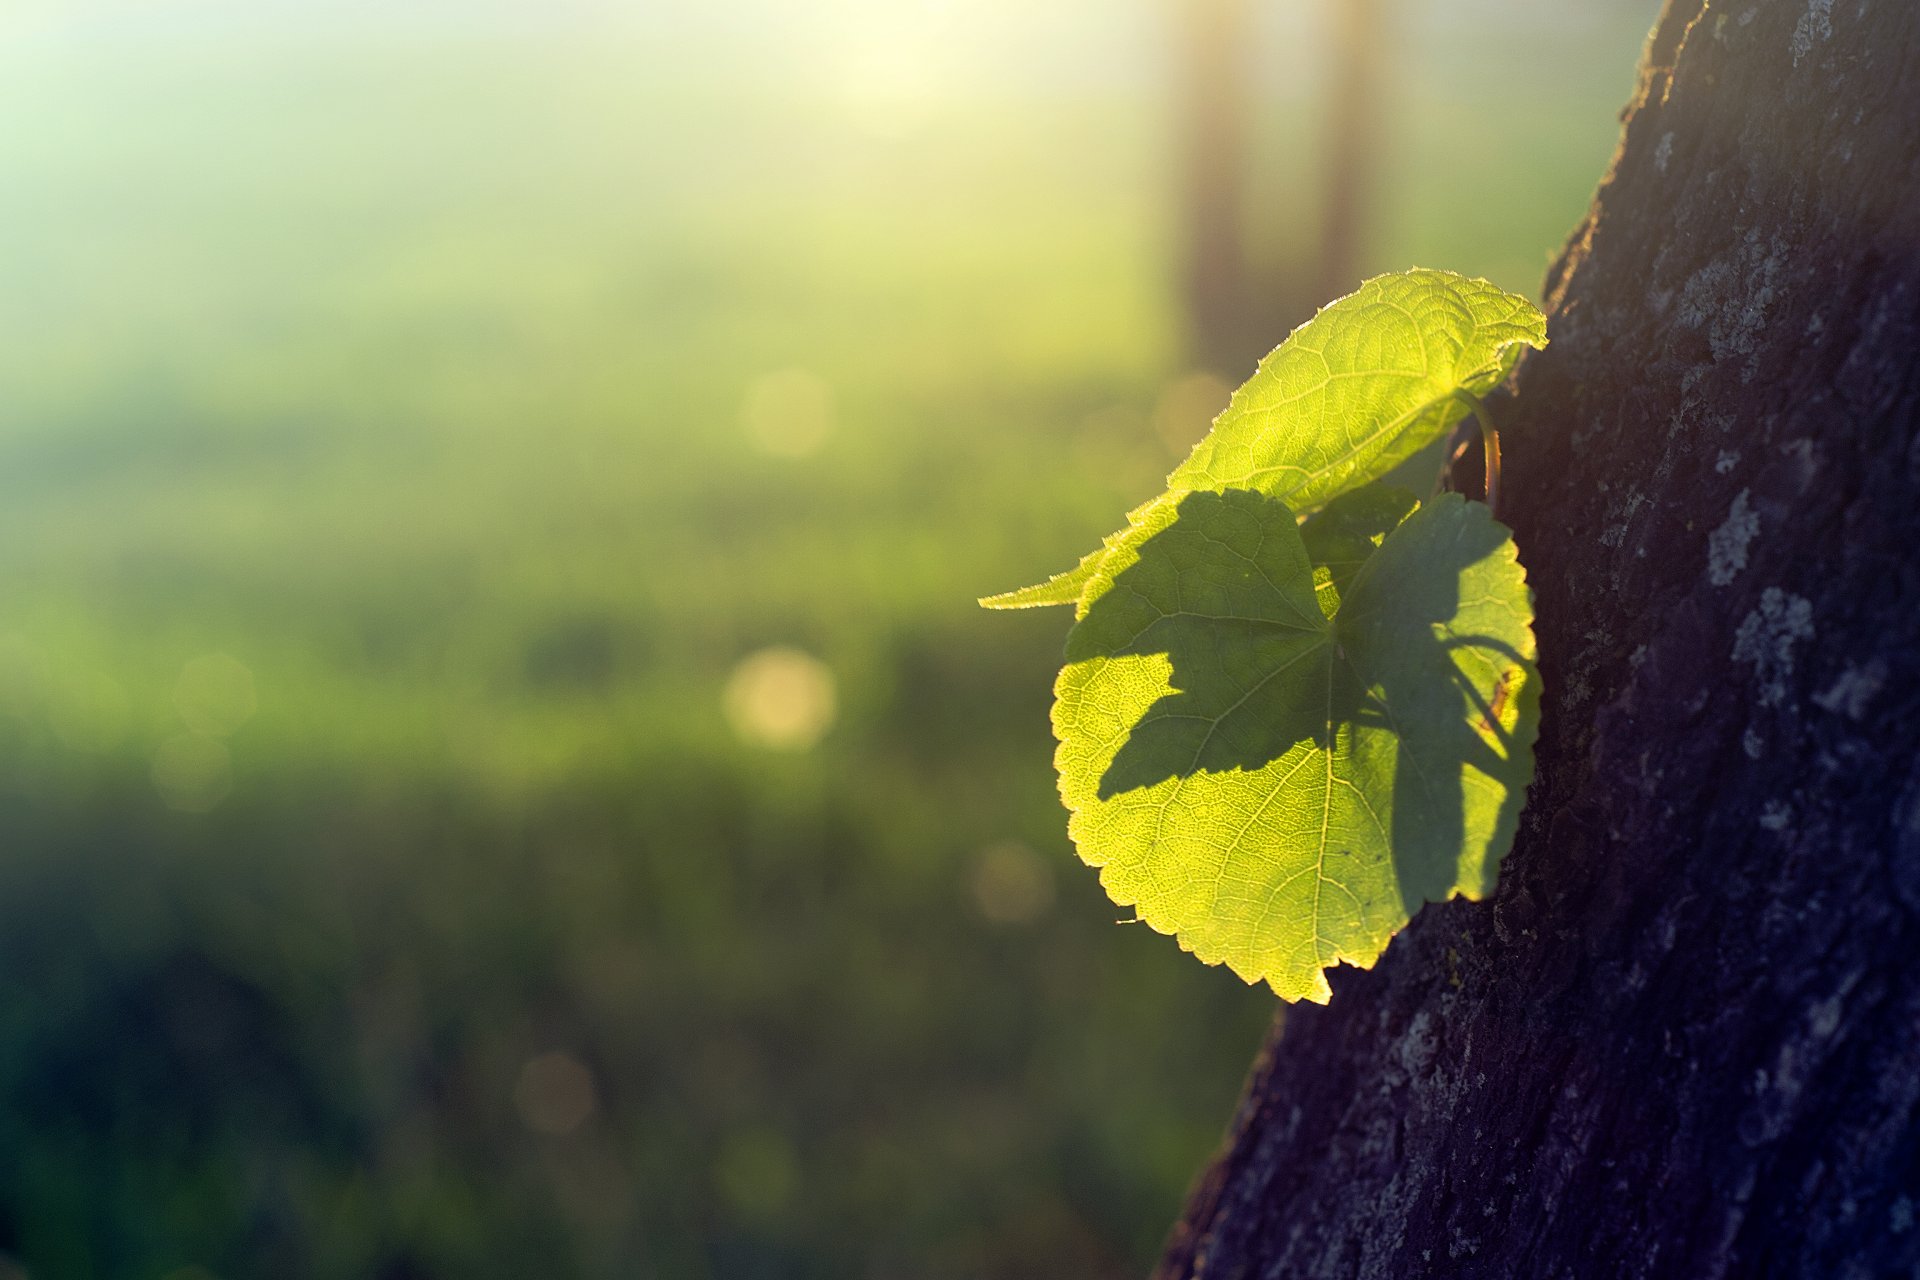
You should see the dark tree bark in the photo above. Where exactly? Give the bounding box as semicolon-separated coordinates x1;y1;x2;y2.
1159;2;1920;1277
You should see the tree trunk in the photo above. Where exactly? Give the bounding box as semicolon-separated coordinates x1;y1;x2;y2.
1313;0;1383;308
1177;0;1386;374
1158;2;1920;1276
1176;0;1256;373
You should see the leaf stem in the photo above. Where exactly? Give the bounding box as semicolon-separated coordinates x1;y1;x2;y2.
1448;390;1503;517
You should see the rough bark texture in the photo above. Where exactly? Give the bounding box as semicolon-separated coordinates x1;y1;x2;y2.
1158;2;1920;1277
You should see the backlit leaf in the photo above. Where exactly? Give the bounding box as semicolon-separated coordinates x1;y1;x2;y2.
1052;490;1538;1002
983;270;1543;612
1167;269;1545;509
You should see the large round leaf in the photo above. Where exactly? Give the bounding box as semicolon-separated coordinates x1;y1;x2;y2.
1053;490;1538;1002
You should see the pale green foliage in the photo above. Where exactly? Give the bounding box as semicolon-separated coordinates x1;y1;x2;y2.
984;270;1547;1001
1166;269;1545;507
981;269;1545;612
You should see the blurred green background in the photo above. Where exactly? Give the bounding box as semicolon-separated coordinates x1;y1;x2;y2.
0;2;1653;1276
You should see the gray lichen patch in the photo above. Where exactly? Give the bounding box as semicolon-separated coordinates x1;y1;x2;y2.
1812;660;1886;720
1676;231;1786;377
1708;489;1760;585
1790;0;1834;66
1732;588;1815;706
1780;438;1820;495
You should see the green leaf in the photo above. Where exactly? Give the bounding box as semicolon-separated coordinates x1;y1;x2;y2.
1167;269;1545;509
981;270;1547;999
982;270;1543;612
1052;489;1538;1003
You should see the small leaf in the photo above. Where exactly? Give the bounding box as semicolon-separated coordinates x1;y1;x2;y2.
982;270;1543;612
1052;490;1538;1003
1167;269;1545;510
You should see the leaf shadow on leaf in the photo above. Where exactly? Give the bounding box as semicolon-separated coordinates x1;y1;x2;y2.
1080;488;1528;916
1343;622;1527;914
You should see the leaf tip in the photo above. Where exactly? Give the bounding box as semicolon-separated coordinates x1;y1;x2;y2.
979;587;1071;610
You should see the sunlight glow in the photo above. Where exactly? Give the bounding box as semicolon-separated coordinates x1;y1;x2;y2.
969;839;1055;925
152;732;232;813
741;368;836;459
516;1052;599;1136
724;647;838;751
174;652;257;738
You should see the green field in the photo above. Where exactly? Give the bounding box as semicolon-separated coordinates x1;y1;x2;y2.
0;5;1651;1275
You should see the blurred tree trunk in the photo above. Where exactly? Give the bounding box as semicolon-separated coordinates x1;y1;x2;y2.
1176;0;1386;375
1313;0;1381;306
1158;2;1920;1276
1175;0;1255;373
